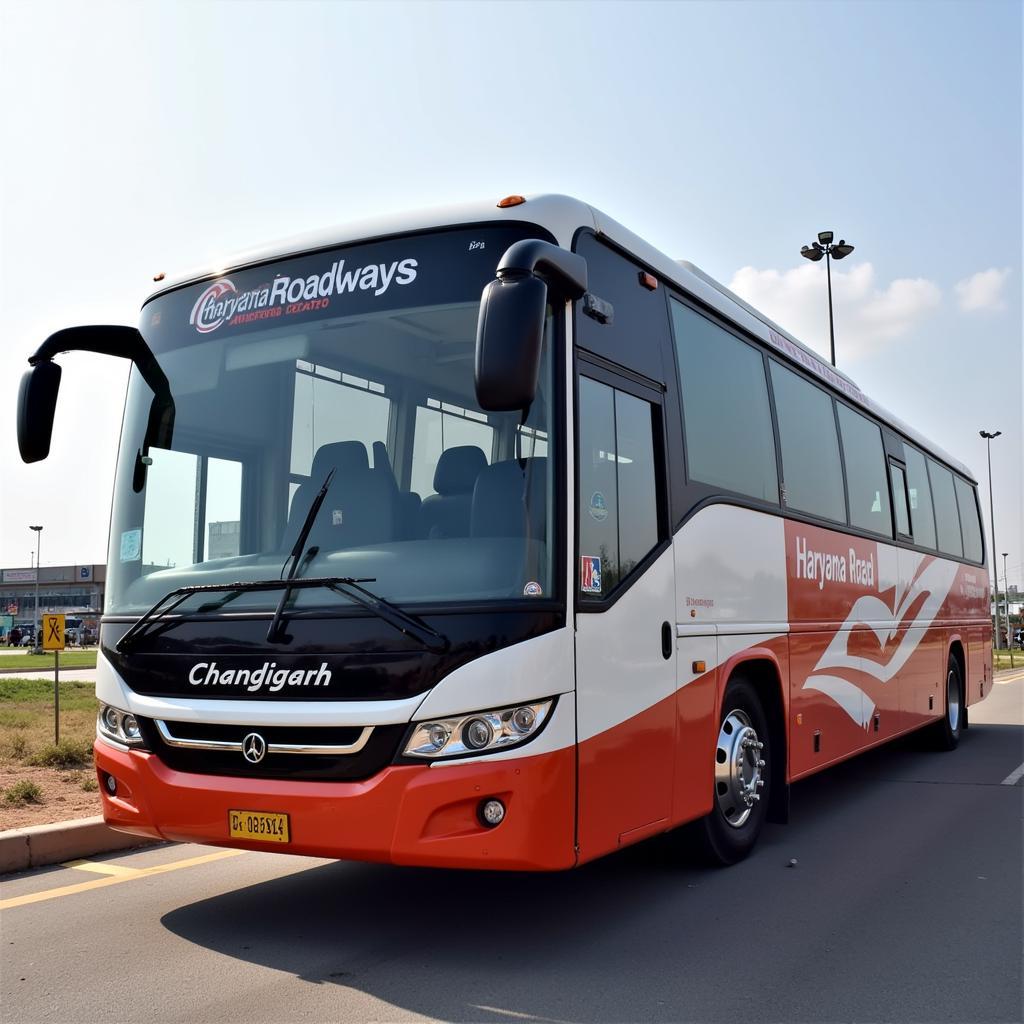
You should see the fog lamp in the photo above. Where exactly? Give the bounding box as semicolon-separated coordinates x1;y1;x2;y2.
480;799;505;827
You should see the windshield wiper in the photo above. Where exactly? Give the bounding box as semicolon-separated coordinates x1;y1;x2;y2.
266;468;336;643
115;575;448;654
321;578;449;653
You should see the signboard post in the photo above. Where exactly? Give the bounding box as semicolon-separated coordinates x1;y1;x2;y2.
42;613;65;743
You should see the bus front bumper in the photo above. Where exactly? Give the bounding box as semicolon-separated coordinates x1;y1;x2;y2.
93;740;576;871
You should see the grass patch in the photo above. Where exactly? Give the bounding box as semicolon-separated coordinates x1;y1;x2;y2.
0;678;97;769
0;651;97;671
993;649;1021;671
0;677;97;710
28;738;94;769
81;775;98;792
4;779;43;805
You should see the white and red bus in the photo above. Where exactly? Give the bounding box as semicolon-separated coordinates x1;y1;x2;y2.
18;194;993;868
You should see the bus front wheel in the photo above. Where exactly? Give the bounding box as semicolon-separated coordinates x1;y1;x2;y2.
692;676;771;866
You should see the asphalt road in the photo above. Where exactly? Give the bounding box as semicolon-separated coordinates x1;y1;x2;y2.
3;675;1022;1024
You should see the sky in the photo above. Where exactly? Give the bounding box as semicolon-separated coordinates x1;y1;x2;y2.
0;0;1020;587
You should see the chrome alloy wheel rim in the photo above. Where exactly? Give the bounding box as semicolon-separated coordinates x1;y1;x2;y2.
947;669;960;733
714;709;765;828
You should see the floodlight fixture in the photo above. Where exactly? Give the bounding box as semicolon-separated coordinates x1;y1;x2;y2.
799;229;858;367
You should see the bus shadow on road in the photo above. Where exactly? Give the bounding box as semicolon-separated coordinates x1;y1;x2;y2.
160;721;1023;1023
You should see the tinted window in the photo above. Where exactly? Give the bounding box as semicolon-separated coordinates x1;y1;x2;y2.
578;378;619;599
954;477;983;562
615;391;660;573
928;459;962;557
576;235;671;383
770;362;846;522
890;463;911;537
670;300;778;502
578;377;660;600
837;405;892;537
905;447;936;548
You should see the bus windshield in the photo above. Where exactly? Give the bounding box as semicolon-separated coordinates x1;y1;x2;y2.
105;225;557;616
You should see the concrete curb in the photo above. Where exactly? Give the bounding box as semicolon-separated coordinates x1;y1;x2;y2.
0;665;97;675
0;816;158;874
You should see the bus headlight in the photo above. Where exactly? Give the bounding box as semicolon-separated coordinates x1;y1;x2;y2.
97;704;148;749
402;699;553;760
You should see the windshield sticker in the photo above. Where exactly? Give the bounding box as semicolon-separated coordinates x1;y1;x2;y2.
580;556;602;594
523;581;543;597
189;257;419;335
588;491;609;522
331;509;344;526
119;529;142;563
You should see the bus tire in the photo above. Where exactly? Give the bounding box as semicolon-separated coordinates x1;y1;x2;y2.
931;654;963;751
692;676;771;866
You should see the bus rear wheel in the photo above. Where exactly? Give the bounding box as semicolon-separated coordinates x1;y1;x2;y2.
692;676;771;866
931;654;963;751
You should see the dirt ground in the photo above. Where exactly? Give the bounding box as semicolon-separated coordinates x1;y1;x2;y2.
0;763;101;830
0;678;101;830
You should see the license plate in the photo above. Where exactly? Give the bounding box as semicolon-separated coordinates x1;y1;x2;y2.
228;810;290;843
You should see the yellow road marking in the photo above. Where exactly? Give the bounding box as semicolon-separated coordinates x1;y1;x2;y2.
994;671;1024;685
0;848;246;911
62;859;143;877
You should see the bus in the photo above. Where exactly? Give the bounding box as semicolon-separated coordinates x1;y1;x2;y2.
16;194;993;868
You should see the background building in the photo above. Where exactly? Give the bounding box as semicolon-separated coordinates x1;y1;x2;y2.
0;564;105;640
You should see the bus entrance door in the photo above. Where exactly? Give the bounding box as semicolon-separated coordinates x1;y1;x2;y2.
573;369;676;863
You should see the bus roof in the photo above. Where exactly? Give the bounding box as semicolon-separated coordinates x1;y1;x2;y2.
148;193;973;481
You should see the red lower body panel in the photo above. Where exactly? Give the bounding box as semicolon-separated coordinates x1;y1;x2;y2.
94;741;576;871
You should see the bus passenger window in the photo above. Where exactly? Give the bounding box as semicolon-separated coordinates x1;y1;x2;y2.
890;462;911;537
578;377;660;600
953;476;983;562
904;446;936;548
670;300;778;503
770;362;846;524
928;459;963;558
837;404;892;537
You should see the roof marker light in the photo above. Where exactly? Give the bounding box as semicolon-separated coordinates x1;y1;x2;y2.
153;272;166;282
639;271;658;291
497;195;526;208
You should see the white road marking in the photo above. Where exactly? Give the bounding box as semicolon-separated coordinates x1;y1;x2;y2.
1001;761;1024;786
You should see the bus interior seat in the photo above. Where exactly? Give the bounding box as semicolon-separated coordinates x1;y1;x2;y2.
372;440;421;538
283;440;397;552
470;458;547;540
420;445;488;539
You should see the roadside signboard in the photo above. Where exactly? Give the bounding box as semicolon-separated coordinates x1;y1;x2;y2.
42;614;66;651
41;614;66;741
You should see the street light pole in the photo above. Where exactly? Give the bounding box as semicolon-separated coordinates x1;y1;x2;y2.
825;248;836;368
979;431;1002;650
30;525;42;653
1002;553;1015;667
800;231;855;368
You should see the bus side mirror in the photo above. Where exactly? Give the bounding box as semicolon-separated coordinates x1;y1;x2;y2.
475;239;587;412
17;325;175;477
17;360;62;463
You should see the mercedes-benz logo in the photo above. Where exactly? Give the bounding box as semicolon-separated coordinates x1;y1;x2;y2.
242;732;267;764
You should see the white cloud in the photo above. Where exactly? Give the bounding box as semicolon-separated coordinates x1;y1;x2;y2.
953;267;1011;312
728;261;941;361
